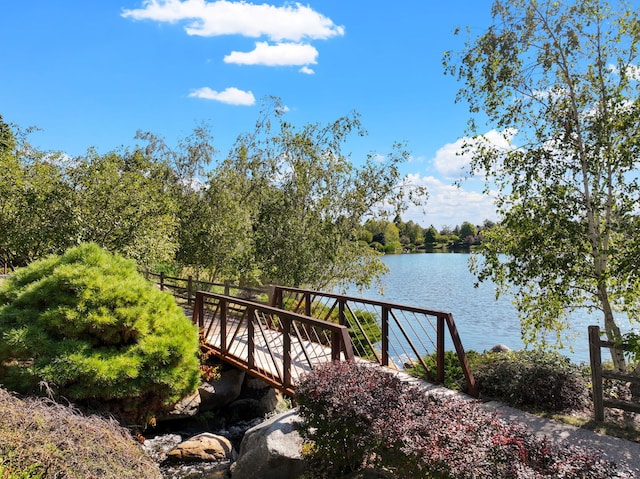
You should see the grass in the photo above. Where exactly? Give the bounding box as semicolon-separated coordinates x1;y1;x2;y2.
536;407;640;443
0;387;161;479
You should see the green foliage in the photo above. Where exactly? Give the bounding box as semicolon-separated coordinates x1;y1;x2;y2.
345;310;382;360
70;149;180;268
408;350;480;391
445;0;640;367
0;244;200;422
0;462;44;479
616;331;640;364
409;349;589;412
472;350;589;412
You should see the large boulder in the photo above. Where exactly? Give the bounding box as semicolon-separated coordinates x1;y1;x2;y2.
162;390;201;420
231;409;305;479
167;432;236;462
199;368;246;411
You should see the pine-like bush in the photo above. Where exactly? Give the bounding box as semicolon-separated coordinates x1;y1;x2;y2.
0;243;200;422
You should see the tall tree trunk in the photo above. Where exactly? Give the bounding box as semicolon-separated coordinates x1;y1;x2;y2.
599;283;626;373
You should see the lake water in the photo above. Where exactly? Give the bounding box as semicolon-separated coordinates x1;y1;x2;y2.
348;253;629;365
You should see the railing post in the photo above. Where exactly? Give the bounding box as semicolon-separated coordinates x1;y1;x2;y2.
247;307;255;370
304;291;312;317
331;331;340;361
437;315;445;384
338;299;346;326
187;275;193;306
381;306;389;367
220;299;228;354
196;292;204;330
283;317;292;389
159;272;165;291
589;325;605;422
224;280;230;296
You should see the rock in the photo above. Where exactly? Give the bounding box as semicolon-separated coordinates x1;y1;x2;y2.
162;390;201;420
167;432;236;462
199;368;246;412
490;344;511;353
244;376;271;391
259;387;287;415
231;409;304;479
226;398;264;421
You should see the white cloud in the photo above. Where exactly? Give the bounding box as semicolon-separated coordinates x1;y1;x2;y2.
122;0;345;42
402;174;499;229
433;137;473;179
299;66;315;75
188;86;255;105
224;41;318;66
433;129;515;179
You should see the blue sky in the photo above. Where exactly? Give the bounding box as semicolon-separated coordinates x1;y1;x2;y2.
1;1;499;229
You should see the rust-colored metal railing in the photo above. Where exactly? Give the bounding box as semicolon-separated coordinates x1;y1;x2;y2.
192;291;354;395
144;270;267;306
271;286;478;397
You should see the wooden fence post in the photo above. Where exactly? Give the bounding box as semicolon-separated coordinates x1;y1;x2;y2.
589;325;605;422
159;272;165;291
187;275;193;306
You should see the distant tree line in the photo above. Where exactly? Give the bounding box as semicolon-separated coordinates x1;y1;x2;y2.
358;216;496;254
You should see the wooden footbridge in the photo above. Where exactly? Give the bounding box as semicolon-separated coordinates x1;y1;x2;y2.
147;272;477;397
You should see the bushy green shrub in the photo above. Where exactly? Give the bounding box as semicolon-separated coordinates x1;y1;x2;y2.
472;349;589;412
0;243;200;422
296;361;618;479
0;387;161;479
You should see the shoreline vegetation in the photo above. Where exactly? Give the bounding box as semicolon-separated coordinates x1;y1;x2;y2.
360;217;491;255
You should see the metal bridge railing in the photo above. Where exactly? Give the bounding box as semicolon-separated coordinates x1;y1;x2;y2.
192;291;354;394
271;286;478;397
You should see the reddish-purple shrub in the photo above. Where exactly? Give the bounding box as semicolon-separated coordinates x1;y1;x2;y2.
296;361;621;479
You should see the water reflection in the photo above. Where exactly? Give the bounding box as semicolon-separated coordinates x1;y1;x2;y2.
348;253;627;364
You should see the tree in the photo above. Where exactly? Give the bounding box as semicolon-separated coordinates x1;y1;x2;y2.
445;0;640;370
424;225;439;245
70;149;179;268
0;120;75;269
204;99;423;289
459;221;478;244
0;243;200;423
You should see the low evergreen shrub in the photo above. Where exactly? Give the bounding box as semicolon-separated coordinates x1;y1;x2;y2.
296;361;619;479
472;349;589;412
0;243;200;423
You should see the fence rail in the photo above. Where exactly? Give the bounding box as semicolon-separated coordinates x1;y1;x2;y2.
588;325;640;421
144;270;267;305
192;291;354;394
271;286;478;397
